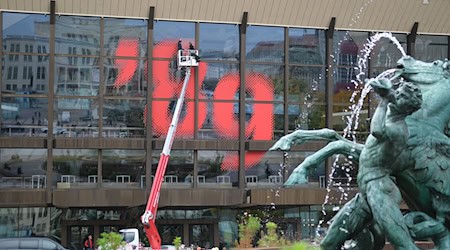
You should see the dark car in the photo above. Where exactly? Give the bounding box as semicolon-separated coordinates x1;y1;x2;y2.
0;237;69;250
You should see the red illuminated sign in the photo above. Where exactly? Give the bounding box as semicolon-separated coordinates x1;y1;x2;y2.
114;39;274;170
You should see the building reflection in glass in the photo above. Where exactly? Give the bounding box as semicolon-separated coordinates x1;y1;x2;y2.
53;149;98;187
0;207;62;241
102;149;145;188
0;149;47;189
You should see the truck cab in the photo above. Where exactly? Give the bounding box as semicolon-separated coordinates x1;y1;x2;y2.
119;228;140;250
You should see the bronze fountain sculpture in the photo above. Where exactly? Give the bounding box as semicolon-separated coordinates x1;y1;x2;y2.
270;56;450;249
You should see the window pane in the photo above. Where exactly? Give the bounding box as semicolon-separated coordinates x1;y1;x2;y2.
63;208;125;220
152;150;193;187
332;62;369;138
199;23;239;61
273;103;284;139
102;149;145;187
97;210;123;220
197;151;238;185
416;35;448;62
288;68;327;129
289;66;325;102
3;55;49;94
186;209;217;219
55;56;100;96
334;31;369;66
332;103;369;140
244;102;280;140
201;63;239;100
104;59;146;97
154;21;195;59
190;224;213;248
218;209;238;247
0;208;18;237
243;151;284;185
334;67;355;93
3;12;49;45
156;210;186;220
0;149;47;189
104;18;147;58
289;28;326;65
198;101;238;140
157;224;183;246
55;16;100;55
333;67;368;96
288;103;326;130
199;101;282;140
152;60;190;99
246;26;284;63
18;207;52;237
1;97;48;137
103;99;145;138
53;149;98;186
286;152;325;183
152;100;194;139
55;98;98;137
370;33;406;68
246;64;283;101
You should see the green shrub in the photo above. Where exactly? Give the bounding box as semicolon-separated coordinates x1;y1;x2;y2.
258;221;290;247
235;215;261;248
172;236;182;250
97;232;125;250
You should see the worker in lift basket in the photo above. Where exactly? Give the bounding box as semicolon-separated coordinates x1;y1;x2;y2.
177;39;182;51
189;42;201;63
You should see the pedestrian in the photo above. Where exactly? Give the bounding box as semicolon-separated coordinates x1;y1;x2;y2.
265;160;271;179
83;234;94;250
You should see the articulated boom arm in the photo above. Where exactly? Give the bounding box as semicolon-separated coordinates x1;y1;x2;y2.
141;67;192;249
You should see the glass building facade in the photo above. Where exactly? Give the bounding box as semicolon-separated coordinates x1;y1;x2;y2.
0;8;448;250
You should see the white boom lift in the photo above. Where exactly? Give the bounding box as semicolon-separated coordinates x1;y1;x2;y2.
141;48;199;249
